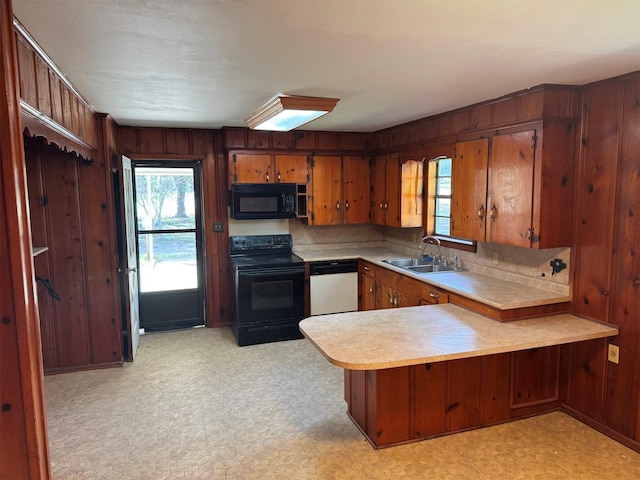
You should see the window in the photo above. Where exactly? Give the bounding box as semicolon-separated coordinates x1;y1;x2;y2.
434;157;452;235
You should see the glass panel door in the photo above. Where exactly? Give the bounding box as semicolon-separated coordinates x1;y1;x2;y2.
134;162;204;331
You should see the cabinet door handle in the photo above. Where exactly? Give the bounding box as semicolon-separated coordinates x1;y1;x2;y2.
345;201;349;209
336;201;340;210
384;201;389;210
266;172;270;183
429;291;439;300
369;286;374;294
477;205;485;220
379;203;384;209
277;172;281;182
363;266;371;271
489;205;498;219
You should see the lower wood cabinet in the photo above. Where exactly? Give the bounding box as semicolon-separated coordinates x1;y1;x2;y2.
353;260;563;448
358;260;448;311
345;348;562;448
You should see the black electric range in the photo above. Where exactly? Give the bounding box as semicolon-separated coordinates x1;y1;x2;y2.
229;234;306;346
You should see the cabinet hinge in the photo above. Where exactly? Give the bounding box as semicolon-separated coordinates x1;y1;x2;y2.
233;173;237;183
531;135;538;150
311;212;315;221
232;154;237;164
310;158;315;168
306;173;310;182
529;228;540;243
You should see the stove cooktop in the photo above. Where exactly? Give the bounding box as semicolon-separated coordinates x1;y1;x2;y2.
231;253;304;268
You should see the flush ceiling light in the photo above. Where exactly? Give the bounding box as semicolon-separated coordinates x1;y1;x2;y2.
245;95;339;131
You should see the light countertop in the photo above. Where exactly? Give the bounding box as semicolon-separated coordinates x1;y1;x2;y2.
294;245;571;310
299;303;618;370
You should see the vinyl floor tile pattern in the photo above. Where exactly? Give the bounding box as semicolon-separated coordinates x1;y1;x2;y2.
44;327;640;480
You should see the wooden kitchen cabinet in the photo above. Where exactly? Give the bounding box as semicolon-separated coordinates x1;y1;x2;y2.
379;283;422;309
372;153;423;228
359;261;377;311
308;155;370;225
229;153;309;185
450;123;575;248
358;261;449;311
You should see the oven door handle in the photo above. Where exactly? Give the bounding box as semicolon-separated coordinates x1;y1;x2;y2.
239;267;305;276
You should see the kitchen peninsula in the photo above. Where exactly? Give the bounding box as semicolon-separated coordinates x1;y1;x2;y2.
299;304;618;448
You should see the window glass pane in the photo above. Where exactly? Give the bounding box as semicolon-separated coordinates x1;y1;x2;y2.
435;217;450;236
437;158;452;176
138;232;197;292
135;167;195;231
436;177;451;195
435;198;450;216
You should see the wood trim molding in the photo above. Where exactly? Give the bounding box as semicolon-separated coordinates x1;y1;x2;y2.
21;99;95;161
0;2;51;477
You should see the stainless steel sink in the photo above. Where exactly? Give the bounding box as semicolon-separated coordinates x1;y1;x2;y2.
382;258;432;267
382;258;460;274
406;264;455;273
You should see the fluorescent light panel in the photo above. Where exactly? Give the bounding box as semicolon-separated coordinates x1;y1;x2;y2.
245;95;339;131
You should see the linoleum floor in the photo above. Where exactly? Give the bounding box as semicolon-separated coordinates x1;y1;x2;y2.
45;327;640;479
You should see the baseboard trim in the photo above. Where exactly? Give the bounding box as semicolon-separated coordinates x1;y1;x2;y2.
563;405;640;453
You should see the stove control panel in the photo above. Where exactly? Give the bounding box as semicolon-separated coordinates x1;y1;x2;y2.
230;234;293;254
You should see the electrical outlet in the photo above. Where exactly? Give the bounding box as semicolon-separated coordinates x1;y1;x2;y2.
492;252;499;265
608;344;620;364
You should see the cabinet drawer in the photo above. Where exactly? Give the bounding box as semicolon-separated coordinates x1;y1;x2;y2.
421;286;449;305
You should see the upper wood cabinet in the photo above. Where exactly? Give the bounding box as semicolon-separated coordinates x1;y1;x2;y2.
372;153;423;228
308;155;370;225
451;123;575;248
229;153;309;185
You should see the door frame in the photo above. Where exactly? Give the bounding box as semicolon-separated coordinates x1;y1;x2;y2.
131;159;206;331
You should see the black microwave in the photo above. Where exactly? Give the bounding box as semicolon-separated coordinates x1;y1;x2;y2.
231;183;297;220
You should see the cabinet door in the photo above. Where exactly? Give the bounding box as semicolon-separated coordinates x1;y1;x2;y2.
451;139;489;241
396;289;421;307
487;131;535;247
343;156;371;224
399;159;423;228
384;153;402;227
359;274;377;311
310;155;342;225
274;154;308;184
230;153;272;184
378;283;397;309
371;155;386;226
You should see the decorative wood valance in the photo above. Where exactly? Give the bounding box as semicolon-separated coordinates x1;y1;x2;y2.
21;100;95;162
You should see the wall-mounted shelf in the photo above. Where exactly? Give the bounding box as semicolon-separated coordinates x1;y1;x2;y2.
32;246;48;257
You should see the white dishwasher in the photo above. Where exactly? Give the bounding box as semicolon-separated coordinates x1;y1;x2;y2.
309;260;359;316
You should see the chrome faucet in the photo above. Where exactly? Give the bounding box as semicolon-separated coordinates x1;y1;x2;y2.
420;236;441;263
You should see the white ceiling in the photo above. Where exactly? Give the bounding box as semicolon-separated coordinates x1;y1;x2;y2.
12;0;640;132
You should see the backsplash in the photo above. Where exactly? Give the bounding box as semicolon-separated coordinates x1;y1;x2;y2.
382;226;571;290
290;221;384;245
232;219;571;292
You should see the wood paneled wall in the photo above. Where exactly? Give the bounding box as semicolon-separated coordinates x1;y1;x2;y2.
222;126;372;152
117;126;231;328
25;136;122;373
567;72;640;449
373;85;581;151
14;18;97;160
